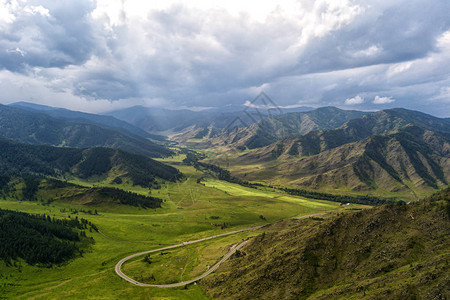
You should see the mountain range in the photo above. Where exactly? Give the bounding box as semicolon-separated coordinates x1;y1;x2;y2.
10;102;165;141
0;137;180;187
2;102;448;200
202;106;367;149
106;104;315;138
0;104;171;158
205;108;450;199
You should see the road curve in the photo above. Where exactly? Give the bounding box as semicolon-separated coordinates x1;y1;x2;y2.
115;225;264;287
115;213;329;287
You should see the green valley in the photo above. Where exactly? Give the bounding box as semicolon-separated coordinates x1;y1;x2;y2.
0;155;358;299
0;105;448;300
2;4;449;298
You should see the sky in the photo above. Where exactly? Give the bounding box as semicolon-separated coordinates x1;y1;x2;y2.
0;0;449;116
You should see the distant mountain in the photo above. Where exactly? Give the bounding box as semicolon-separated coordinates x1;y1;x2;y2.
206;107;367;149
238;108;450;157
237;126;449;198
10;102;164;140
0;104;172;158
202;190;450;299
107;105;282;136
0;138;181;187
210;108;450;199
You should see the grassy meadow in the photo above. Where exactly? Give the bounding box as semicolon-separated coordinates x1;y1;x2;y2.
0;158;363;299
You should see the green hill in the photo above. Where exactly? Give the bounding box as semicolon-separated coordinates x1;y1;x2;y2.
0;138;181;188
202;189;450;299
0;104;172;158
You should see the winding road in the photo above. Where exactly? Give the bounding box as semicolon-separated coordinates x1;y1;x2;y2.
114;225;265;287
115;212;330;287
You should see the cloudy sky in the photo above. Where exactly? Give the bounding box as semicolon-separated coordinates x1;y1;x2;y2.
0;0;449;116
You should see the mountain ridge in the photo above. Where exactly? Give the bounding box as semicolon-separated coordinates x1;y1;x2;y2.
9;102;164;141
206;108;450;199
0;137;181;187
204;106;367;149
0;104;172;158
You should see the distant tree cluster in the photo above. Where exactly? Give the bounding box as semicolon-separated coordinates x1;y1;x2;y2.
95;187;163;208
0;209;95;266
22;176;41;200
279;186;396;205
114;150;182;187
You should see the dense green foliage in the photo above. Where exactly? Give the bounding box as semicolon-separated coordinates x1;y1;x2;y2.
0;138;81;176
116;150;182;186
22;176;41;200
0;175;10;191
91;187;163;208
0;209;94;266
0;138;181;188
76;148;113;178
6;178;165;209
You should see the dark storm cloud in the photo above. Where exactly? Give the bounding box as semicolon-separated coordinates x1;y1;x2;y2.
0;0;96;71
0;0;449;116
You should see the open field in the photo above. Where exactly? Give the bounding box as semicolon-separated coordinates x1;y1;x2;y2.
0;161;366;299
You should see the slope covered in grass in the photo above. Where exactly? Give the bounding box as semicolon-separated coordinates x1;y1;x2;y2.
202;188;450;299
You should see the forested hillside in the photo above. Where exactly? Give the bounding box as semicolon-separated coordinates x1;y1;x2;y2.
0;209;94;266
0;138;181;187
10;102;165;141
0;104;172;158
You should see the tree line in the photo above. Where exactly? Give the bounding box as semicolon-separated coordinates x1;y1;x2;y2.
0;209;95;266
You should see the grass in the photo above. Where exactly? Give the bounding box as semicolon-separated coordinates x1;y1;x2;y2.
0;160;362;299
201;199;450;299
122;231;259;285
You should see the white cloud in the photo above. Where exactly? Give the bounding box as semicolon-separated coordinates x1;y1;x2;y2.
345;95;364;105
24;5;50;17
0;0;17;24
387;61;413;77
6;47;25;56
373;96;395;104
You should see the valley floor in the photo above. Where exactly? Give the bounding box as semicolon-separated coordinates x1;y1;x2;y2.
0;163;360;299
